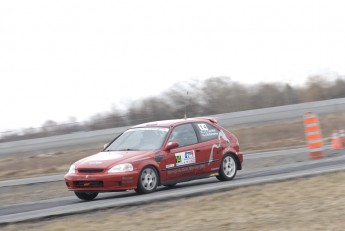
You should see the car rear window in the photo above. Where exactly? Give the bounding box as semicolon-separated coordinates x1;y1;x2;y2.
194;122;220;142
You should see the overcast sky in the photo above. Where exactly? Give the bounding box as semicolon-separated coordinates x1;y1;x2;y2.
1;0;345;132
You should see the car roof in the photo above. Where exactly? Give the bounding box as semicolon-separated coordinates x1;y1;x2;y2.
132;117;219;128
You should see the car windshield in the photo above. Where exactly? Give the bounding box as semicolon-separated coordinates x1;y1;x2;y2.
105;127;170;151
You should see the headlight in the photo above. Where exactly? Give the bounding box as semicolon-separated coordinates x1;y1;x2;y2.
68;164;76;174
108;163;133;173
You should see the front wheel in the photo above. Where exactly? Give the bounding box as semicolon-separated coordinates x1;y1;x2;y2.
74;191;98;201
135;166;159;194
216;154;237;181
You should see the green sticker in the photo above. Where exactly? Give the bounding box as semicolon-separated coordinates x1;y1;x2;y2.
176;155;182;163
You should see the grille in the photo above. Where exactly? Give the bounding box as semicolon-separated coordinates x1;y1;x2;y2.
74;181;104;188
78;169;104;173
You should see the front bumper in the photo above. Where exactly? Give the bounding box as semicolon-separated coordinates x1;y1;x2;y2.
64;171;139;192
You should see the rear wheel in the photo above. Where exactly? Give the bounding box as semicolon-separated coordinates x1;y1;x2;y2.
74;191;98;201
216;154;237;181
135;166;159;194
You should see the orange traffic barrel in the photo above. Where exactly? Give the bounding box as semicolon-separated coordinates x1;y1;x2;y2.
304;112;324;159
331;130;342;150
339;129;345;148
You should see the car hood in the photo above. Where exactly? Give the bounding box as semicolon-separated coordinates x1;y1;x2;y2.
75;150;153;169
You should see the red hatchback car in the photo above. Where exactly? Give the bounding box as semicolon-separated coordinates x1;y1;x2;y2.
64;117;243;200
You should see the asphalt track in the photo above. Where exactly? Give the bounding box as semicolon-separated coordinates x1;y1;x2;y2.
1;148;345;225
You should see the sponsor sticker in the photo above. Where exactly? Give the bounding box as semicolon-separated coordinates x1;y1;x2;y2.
166;164;175;168
197;124;219;137
201;129;219;136
210;173;219;177
175;150;196;166
125;127;169;133
167;164;205;175
122;176;134;184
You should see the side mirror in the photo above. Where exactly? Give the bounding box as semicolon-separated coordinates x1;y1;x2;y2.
164;141;179;151
103;143;109;149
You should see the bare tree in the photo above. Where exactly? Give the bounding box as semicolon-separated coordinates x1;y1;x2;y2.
2;75;345;142
302;76;331;102
329;78;345;98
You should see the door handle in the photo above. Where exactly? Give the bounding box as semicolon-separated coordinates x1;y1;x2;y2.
196;149;201;152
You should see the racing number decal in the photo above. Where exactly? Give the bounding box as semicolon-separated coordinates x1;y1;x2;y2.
198;124;208;131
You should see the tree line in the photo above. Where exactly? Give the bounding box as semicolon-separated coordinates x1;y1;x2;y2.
1;75;345;142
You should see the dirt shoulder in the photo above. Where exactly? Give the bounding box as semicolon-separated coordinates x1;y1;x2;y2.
3;171;345;231
0;148;101;180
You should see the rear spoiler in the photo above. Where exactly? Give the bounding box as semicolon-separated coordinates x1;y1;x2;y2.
197;117;219;124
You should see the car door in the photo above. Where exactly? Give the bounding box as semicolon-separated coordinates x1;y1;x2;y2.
192;122;223;175
163;123;206;182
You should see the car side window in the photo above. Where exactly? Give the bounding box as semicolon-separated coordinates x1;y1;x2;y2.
194;122;220;142
168;123;198;147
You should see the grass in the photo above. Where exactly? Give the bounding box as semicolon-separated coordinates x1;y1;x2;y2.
232;111;345;151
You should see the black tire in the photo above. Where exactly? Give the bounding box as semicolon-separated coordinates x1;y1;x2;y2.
216;154;237;181
135;166;159;194
74;191;98;201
